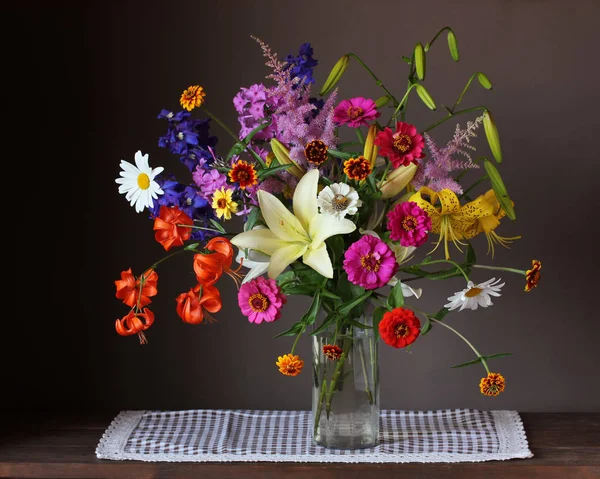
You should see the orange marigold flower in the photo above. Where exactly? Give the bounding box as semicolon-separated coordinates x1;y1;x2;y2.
276;353;304;377
153;205;193;251
115;268;158;308
115;308;155;344
480;372;506;397
343;156;372;181
228;160;258;190
304;140;329;166
525;259;542;292
180;85;206;111
175;284;222;324
323;344;343;361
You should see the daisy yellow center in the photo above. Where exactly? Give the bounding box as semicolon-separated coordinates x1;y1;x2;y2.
394;323;409;338
137;173;150;190
347;106;364;119
465;287;483;298
360;253;381;272
331;194;350;211
217;198;228;209
402;215;416;231
393;133;412;153
249;293;268;312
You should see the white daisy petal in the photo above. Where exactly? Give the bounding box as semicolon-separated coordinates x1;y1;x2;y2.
445;277;504;313
116;151;164;213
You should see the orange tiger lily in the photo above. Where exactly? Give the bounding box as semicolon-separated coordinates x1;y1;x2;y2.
175;284;222;324
115;268;158;308
153;205;193;251
115;308;155;344
206;236;245;287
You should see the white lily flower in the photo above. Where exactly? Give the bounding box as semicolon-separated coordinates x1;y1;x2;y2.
236;248;270;283
231;169;356;279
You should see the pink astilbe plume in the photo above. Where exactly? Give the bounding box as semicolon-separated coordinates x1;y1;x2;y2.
413;116;484;194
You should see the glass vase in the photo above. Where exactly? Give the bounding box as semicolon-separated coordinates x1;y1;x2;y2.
311;303;380;449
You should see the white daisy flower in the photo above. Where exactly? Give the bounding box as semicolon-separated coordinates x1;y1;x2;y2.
115;150;164;213
445;278;505;311
317;182;362;219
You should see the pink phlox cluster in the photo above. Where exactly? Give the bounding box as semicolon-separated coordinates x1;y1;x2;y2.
233;83;279;141
413;116;483;194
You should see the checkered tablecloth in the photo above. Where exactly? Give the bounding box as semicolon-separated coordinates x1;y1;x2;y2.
95;409;532;463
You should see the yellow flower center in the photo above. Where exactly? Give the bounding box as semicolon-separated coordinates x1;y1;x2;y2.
248;293;268;312
346;106;364;119
394;324;409;338
360;253;381;272
331;194;350;211
402;215;416;231
137;173;150;190
465;287;483;298
393;133;412;153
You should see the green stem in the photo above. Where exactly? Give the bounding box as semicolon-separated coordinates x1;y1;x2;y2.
429;318;490;374
313;372;328;436
426;26;452;51
358;341;373;404
409;259;470;283
389;84;416;124
356;128;365;145
473;264;526;275
348;53;399;106
325;336;353;418
290;328;304;355
423;106;487;133
458;175;488;200
451;73;478;112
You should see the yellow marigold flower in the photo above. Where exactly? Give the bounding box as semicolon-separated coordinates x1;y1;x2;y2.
180;85;206;111
479;372;506;397
211;187;238;220
228;160;258;190
525;259;542;292
276;353;304;377
343;156;372;181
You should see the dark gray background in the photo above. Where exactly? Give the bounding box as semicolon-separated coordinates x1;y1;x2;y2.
5;0;599;414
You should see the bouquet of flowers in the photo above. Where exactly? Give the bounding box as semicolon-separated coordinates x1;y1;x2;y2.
114;28;541;415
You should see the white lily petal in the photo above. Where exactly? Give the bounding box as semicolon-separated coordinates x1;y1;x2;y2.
231;229;290;256
293;169;319;232
309;213;356;248
268;243;308;279
258;190;310;243
242;262;270;283
402;283;422;299
302;243;334;279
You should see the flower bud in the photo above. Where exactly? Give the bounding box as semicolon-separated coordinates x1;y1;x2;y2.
378;163;418;199
414;42;426;80
477;72;493;90
483;159;516;220
270;139;305;179
363;124;379;168
483;110;502;163
415;84;436;110
447;30;460;61
375;95;392;108
319;54;350;96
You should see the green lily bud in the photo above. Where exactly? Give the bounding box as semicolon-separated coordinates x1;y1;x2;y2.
483;159;516;220
319;54;350;96
415;84;436;110
447;30;460;61
375;95;392;109
483;110;502;163
378;163;418;199
477;72;493;90
270;139;305;179
414;42;426;80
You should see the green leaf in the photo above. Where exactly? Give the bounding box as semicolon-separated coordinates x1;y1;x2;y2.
300;291;321;326
209;219;226;234
337;291;372;316
243;206;262;232
432;307;450;321
414;42;426;80
386;280;405;310
257;164;292;180
326;235;345;265
415;84;436;110
241;121;271;146
420;317;432;336
320;290;342;301
372;306;386;341
447;29;460;61
310;312;339;336
345;318;372;329
225;143;245;162
401;55;412;63
337;273;365;302
276;270;297;286
465;242;476;266
282;285;319;296
184;242;200;251
483;159;516;220
484;352;513;360
477;72;493;90
451;357;484;369
273;320;305;338
451;353;512;369
328;149;355;160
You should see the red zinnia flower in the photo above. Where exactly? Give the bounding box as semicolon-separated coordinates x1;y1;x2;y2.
374;121;425;168
115;268;158;308
115;308;155;344
176;284;222;324
378;307;421;348
153;205;193;251
323;344;343;361
228;159;258;189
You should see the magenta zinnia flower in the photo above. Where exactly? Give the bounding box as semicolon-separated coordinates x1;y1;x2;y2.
238;277;287;324
333;97;380;128
343;235;398;290
374;121;425;168
387;201;431;247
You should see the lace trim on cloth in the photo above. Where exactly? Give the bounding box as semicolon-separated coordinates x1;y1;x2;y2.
95;409;533;463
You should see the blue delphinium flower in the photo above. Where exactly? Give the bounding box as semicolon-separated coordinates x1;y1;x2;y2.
284;43;318;86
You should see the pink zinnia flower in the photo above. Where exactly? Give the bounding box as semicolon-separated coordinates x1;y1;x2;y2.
343;235;398;290
387;201;431;247
238;277;287;324
333;97;380;128
374;121;425;168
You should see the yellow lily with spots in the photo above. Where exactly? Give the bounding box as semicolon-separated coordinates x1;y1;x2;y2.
409;186;494;259
476;190;521;257
231;169;356;279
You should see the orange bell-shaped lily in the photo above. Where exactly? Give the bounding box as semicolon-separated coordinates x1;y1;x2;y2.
115;308;155;344
176;284;222;324
115;268;158;308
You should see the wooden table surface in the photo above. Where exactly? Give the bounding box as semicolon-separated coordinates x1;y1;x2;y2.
1;412;598;479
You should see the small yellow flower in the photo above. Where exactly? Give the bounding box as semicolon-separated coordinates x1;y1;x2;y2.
525;259;542;292
211;187;238;220
180;85;206;111
479;372;506;397
276;353;304;377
